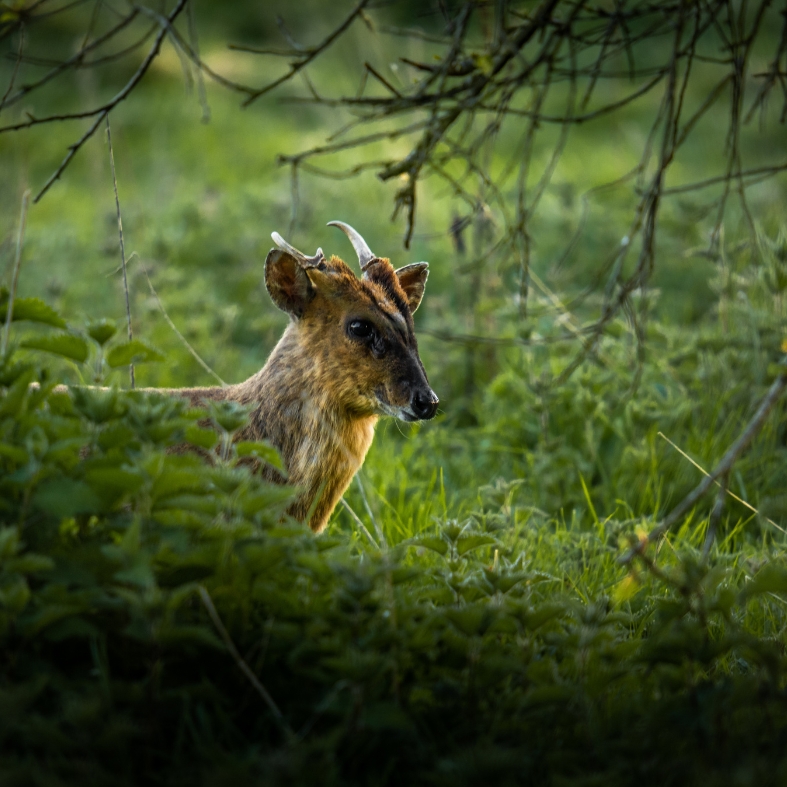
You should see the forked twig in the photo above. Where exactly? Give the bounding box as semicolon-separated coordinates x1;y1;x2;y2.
6;0;191;203
234;0;372;107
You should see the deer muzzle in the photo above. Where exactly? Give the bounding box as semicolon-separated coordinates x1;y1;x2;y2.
410;388;439;420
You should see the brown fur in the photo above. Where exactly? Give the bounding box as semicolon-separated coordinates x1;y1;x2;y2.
142;246;436;533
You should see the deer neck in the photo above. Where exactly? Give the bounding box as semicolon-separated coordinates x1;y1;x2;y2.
237;324;378;531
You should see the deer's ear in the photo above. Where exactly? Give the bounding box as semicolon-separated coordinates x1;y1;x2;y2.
394;262;429;313
265;249;315;318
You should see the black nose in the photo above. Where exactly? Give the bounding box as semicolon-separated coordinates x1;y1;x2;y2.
411;389;439;420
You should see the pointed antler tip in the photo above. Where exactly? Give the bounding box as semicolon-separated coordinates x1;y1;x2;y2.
327;220;376;270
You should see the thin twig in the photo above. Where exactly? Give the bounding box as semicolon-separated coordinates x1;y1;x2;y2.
135;254;226;387
0;10;139;113
186;0;210;123
197;586;294;739
0;21;25;110
33;110;107;203
106;115;134;389
661;162;787;195
1;189;31;357
236;0;372;107
1;0;187;135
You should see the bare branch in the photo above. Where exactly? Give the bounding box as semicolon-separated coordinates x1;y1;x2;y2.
234;0;372;107
621;360;787;565
3;0;189;203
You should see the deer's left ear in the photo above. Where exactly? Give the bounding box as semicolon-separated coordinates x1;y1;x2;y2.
265;249;315;318
395;262;429;313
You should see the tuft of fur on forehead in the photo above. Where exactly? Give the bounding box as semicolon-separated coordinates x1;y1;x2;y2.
313;255;415;325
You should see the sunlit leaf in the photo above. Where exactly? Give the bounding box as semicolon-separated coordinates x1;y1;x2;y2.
0;291;66;328
21;333;89;363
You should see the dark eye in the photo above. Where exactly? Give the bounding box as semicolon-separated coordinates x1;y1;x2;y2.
347;319;374;340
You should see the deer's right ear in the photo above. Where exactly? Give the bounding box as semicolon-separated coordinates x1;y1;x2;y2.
265;249;315;318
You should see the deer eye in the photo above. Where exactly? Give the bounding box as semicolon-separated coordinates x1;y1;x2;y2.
347;319;374;340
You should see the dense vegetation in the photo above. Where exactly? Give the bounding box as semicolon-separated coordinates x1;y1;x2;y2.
1;1;787;784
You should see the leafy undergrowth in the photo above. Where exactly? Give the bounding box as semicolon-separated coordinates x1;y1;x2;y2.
2;303;787;786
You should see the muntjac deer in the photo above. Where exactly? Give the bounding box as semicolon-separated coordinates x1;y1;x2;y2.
156;222;438;533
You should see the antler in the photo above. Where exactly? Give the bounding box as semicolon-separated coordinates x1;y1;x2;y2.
327;221;377;272
271;232;325;267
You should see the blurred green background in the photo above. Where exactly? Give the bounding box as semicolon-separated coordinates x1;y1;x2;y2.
1;0;786;557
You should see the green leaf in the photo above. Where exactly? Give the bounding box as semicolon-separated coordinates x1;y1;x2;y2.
84;467;145;497
151;467;207;501
740;562;787;602
0;442;28;464
185;425;219;450
21;333;89;363
106;339;165;367
0;575;30;613
97;423;136;450
0;526;21;558
86;318;117;346
33;479;101;516
207;400;249;433
6;554;55;574
71;386;123;424
114;559;156;589
456;534;498;556
408;536;449;556
446;603;495;637
0;291;66;328
42;617;101;641
156;624;224;650
235;440;285;472
0;367;36;417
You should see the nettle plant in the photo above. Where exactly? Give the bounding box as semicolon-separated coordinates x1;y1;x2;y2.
0;287;164;384
2;295;787;785
0;291;287;529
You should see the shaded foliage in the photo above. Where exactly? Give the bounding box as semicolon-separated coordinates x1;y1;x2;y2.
0;302;787;785
2;2;787;784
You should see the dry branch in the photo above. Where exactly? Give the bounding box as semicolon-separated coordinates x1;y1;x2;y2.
621;360;787;566
0;0;189;202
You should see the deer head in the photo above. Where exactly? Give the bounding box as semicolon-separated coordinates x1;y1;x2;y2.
264;222;438;422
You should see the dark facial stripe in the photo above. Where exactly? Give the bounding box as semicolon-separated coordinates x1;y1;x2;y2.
378;304;410;344
365;267;414;329
359;288;412;345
